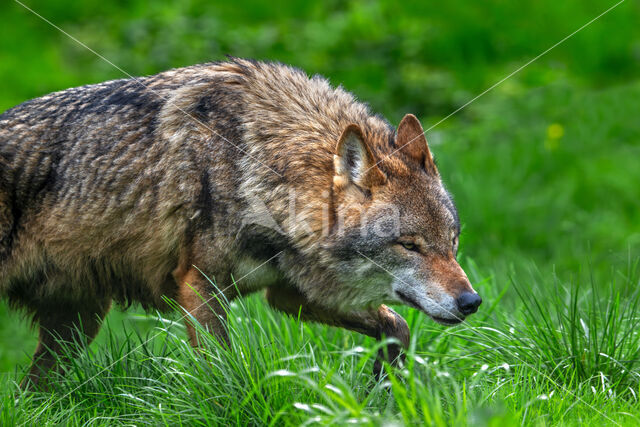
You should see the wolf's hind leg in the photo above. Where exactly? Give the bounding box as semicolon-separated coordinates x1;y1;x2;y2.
266;285;410;379
23;298;112;390
0;188;13;262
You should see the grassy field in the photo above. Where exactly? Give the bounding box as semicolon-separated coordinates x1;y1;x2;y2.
1;1;639;425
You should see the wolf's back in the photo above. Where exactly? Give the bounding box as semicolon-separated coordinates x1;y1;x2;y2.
0;62;255;283
0;75;177;267
0;77;161;202
0;58;392;278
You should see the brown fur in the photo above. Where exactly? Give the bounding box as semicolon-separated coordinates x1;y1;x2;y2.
0;58;479;387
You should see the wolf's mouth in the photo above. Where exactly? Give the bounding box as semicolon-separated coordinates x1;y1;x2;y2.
429;316;463;326
396;290;464;326
395;290;422;310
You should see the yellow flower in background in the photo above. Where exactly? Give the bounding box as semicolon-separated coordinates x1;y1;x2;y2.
544;123;564;151
547;123;564;140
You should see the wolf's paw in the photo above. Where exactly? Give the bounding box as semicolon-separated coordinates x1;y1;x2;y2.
373;305;410;380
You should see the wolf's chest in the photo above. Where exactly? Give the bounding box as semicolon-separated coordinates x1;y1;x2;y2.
232;256;284;292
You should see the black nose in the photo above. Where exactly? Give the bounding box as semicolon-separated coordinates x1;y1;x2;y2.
456;292;482;315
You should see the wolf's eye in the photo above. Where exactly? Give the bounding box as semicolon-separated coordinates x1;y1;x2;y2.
400;242;417;251
452;235;459;251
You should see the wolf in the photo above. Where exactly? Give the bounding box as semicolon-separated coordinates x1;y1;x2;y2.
0;58;481;388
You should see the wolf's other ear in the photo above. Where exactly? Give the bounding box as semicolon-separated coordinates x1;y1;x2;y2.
334;124;386;191
397;114;437;175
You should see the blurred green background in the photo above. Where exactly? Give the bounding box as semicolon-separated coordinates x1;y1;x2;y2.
0;0;639;387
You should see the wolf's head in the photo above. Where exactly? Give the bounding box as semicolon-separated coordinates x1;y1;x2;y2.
326;114;481;325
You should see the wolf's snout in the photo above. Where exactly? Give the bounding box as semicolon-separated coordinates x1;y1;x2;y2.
456;292;482;315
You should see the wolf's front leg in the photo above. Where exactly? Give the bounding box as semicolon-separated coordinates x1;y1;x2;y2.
266;285;410;379
174;266;236;348
371;305;411;379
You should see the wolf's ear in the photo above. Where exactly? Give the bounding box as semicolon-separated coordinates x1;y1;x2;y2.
397;114;437;175
334;124;386;191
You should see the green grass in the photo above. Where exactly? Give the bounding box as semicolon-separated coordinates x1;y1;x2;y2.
1;0;639;425
2;261;640;425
